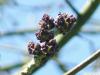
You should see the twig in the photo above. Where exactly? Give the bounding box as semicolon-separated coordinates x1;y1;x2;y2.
0;28;38;37
15;0;99;75
81;25;100;33
65;0;80;17
64;49;100;75
78;33;95;50
53;57;67;72
0;44;27;56
1;25;100;38
89;18;100;25
0;63;24;71
0;59;28;71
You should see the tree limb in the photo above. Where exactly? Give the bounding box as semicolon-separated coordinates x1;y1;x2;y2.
56;0;99;50
64;49;100;75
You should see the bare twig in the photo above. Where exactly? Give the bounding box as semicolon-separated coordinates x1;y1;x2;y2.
78;33;95;50
0;59;29;71
64;49;100;75
0;62;25;71
89;18;100;25
1;25;100;38
0;28;38;37
53;57;67;72
0;44;27;56
65;0;80;17
81;25;100;33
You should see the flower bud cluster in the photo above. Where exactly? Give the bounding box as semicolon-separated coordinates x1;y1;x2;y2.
28;13;76;57
28;14;57;57
55;13;76;34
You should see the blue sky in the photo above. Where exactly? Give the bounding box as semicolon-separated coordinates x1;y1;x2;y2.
0;0;100;75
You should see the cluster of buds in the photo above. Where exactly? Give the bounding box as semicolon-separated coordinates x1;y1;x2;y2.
28;12;76;57
35;29;54;43
28;14;58;57
39;14;55;30
55;13;76;34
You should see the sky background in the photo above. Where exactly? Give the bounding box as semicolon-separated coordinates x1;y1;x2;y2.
0;0;100;75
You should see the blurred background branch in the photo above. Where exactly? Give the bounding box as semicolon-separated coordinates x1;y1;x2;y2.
1;25;100;37
0;61;26;71
65;0;80;17
0;44;28;55
53;57;67;72
0;28;38;37
78;33;95;50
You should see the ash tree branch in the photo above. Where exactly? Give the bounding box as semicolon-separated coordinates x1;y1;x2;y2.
64;49;100;75
15;0;99;75
57;0;99;50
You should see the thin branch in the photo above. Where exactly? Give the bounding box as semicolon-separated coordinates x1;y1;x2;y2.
88;18;100;25
64;49;100;75
0;59;29;71
78;33;95;50
81;25;100;33
0;44;25;51
0;28;38;37
0;44;27;56
1;25;100;38
0;63;24;71
65;0;80;17
15;0;99;75
53;57;67;72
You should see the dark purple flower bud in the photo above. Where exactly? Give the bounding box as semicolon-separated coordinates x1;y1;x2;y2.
37;39;58;56
55;12;76;34
28;42;41;55
45;39;58;56
42;14;50;21
27;12;75;57
39;14;55;30
35;29;54;42
40;42;48;55
28;42;35;54
39;20;48;29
